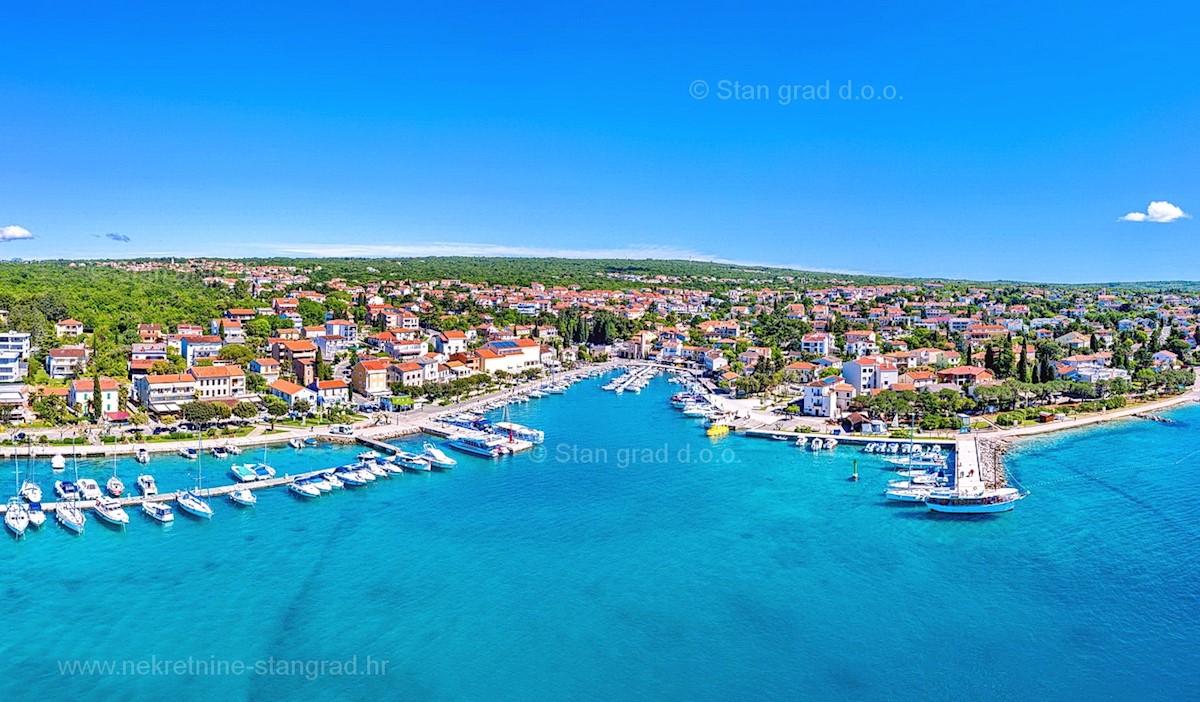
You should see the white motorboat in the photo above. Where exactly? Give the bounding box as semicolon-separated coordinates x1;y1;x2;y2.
305;475;333;491
323;471;345;489
395;451;433;472
180;447;199;459
446;432;507;458
229;487;257;506
925;486;1026;514
55;479;81;501
136;474;158;496
135;447;151;464
51;454;66;471
76;478;103;501
363;462;388;478
884;485;936;503
142;501;174;523
176;490;214;519
794;436;808;447
26;502;46;528
211;446;229;459
92;497;130;526
56;501;86;533
356;450;381;462
5;497;30;538
288;480;322;498
333;467;365;486
226;445;243;456
288;438;305;449
421;442;457;469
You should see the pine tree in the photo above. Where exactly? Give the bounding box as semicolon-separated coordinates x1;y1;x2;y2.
1017;339;1029;382
984;344;996;373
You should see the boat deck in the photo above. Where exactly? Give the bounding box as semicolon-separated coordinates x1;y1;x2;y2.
953;436;984;491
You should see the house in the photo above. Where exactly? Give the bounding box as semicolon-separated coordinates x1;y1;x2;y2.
1152;350;1179;369
268;379;317;408
935;366;995;387
841;357;898;395
387;361;424;387
308;379;351;406
800;332;834;356
324;319;358;342
0;352;25;384
475;338;542;374
351;359;392;397
1055;331;1091;350
703;350;729;373
55;319;84;338
0;331;32;359
434;331;468;356
784;361;817;383
899;370;937;389
249;358;281;383
273;339;318;366
187;365;247;400
314;334;350;359
134;373;198;415
68;377;120;416
45;347;89;379
801;378;854;418
130;342;168;362
181;335;224;366
844;330;879;357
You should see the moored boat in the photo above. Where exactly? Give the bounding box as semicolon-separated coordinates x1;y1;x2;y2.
136;474;158;496
421;442;457;469
92;497;130;527
925;486;1026;513
229;464;260;482
26;502;46;528
288;479;322;498
176;490;213;519
179;447;199;460
56;501;86;533
5;497;30;538
142;501;174;523
229;487;257;506
135;447;151;464
395;451;433;471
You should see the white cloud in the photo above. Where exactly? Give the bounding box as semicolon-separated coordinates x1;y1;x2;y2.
0;225;34;241
1119;201;1190;223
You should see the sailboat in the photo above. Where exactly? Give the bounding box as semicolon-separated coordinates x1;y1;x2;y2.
106;453;125;497
175;432;213;519
19;446;41;503
5;496;29;538
55;500;86;534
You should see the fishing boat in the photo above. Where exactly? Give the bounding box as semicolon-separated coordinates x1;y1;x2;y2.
107;454;124;497
395;451;433;471
925;485;1026;514
76;478;103;501
210;445;229;459
26;502;45;528
56;500;86;533
421;442;457;469
136;474;158;496
706;424;730;437
92;497;130;527
229;487;257;506
142;501;174;523
288;437;305;449
229;464;260;482
5;497;30;538
289;479;322;498
179;447;199;460
135;447;151;464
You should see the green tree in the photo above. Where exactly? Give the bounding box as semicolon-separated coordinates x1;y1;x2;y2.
263;395;289;429
218;343;255;366
293;399;312;415
232;401;259;419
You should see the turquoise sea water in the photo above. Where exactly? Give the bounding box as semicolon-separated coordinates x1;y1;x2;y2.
2;375;1199;701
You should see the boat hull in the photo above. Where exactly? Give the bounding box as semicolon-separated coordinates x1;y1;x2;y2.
926;499;1020;514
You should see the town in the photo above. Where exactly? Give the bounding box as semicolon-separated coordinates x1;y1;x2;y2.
0;257;1194;443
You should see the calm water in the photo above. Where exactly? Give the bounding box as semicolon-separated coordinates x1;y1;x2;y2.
1;375;1198;701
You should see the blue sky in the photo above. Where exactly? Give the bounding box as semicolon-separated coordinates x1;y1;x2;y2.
1;2;1197;282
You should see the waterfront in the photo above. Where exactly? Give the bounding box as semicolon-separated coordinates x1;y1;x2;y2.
1;375;1198;700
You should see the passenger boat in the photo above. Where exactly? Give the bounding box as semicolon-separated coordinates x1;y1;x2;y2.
5;497;30;538
136;474;158;496
92;497;130;527
288;479;322;498
176;490;214;518
925;486;1026;513
56;501;87;533
395;451;433;471
76;478;103;501
229;487;257;506
135;447;151;464
142;501;174;523
179;447;199;460
446;433;506;458
421;442;457;469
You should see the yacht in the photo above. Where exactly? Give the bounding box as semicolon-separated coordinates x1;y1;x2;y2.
135;447;151;464
229;464;260;482
136;474;158;496
490;422;545;444
884;453;947;468
395;451;433;471
334;466;366;486
56;501;87;534
289;479;322;498
176;490;214;519
26;502;46;528
179;447;199;460
54;479;81;501
229;487;257;506
142;501;174;523
92;497;130;527
884;484;937;503
925;486;1026;514
251;464;276;480
421;442;457;469
5;497;30;538
76;478;103;501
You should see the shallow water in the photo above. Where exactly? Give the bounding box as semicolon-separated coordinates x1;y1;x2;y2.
1;376;1197;701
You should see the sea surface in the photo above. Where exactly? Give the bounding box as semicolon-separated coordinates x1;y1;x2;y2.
1;374;1198;701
